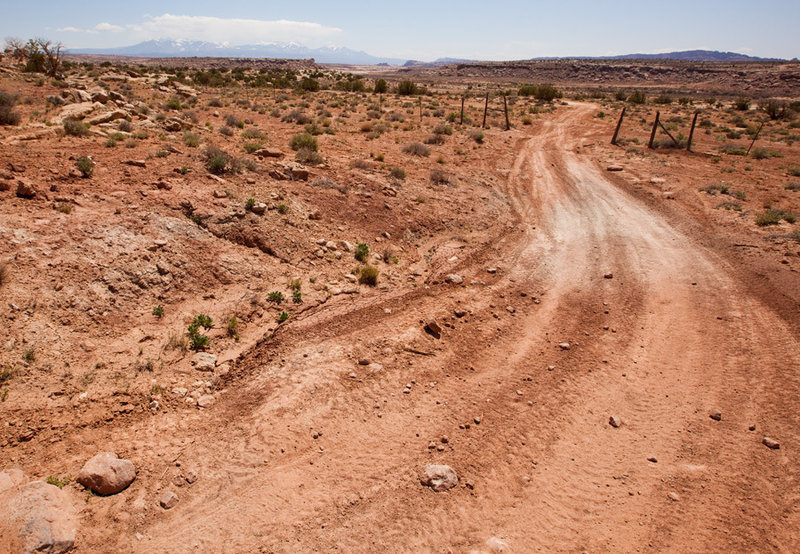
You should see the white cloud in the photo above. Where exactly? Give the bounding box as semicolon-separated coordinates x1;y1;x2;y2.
57;22;124;34
127;14;341;46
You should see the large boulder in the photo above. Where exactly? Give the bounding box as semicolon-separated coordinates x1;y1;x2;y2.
76;452;136;495
52;102;101;124
0;470;77;554
420;464;458;492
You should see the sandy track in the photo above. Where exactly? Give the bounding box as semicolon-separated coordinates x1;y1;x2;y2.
125;104;800;553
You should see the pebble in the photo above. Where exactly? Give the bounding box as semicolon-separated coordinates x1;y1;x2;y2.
762;436;780;450
709;410;722;421
159;490;179;510
609;415;622;428
668;492;680;502
558;342;571;350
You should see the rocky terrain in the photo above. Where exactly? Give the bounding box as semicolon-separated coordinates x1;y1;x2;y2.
1;56;799;552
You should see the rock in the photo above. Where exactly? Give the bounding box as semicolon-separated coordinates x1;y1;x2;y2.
604;273;613;279
340;241;355;253
53;101;99;123
183;469;198;484
158;490;179;510
87;87;109;103
420;464;458;492
668;491;680;502
250;202;267;215
285;165;309;181
15;180;37;199
709;410;722;421
254;147;284;158
607;165;624;172
197;395;215;408
650;177;666;185
0;477;77;554
609;415;622;428
486;537;509;552
763;436;780;450
164;118;183;132
454;308;468;318
192;352;217;372
647;456;658;463
122;159;146;168
85;110;128;126
425;319;442;339
486;267;498;274
445;274;464;284
558;342;571;350
358;358;370;366
76;452;136;495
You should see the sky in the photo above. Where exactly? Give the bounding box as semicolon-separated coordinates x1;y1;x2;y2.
2;1;799;61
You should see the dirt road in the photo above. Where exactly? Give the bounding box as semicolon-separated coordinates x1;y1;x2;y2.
116;104;800;552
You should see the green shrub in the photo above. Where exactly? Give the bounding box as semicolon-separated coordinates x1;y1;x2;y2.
277;204;288;214
243;142;262;154
402;142;429;157
226;315;239;338
203;146;230;174
277;311;290;323
268;291;284;303
63;119;88;137
470;130;485;144
734;97;751;111
292;289;302;304
396;80;419;95
295;147;323;165
756;209;796;226
354;243;369;262
628;91;647;105
390;167;406;180
183;132;200;147
192;314;213;329
152;305;164;318
359;265;379;286
75;156;93;178
374;79;388;94
298;77;320;92
166;96;182;110
289;132;317;151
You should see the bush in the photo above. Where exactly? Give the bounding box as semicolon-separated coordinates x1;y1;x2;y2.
628;91;646;105
152;305;164;318
359;265;379;286
751;148;770;160
430;169;450;185
298;77;320;92
166;96;182;110
63;119;88;137
355;243;369;262
470;130;485;144
390;166;406;180
289;132;317;152
374;79;388;94
756;209;796;226
243;142;262;154
762;99;791;121
0;92;20;126
203;146;231;175
433;123;453;135
734;97;751;111
295;147;323;165
402;142;429;156
396;80;419;95
75;156;93;178
267;291;284;303
183;132;200;147
518;84;562;101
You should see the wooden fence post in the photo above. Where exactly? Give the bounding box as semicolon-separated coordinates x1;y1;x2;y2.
418;97;422;123
611;107;626;145
648;111;660;149
503;94;510;130
747;123;764;154
460;94;465;126
482;92;489;128
686;111;698;151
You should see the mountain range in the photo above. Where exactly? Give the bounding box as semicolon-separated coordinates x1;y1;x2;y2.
69;40;785;65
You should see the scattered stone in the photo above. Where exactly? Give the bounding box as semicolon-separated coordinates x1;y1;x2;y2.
0;474;77;554
84;110;127;126
192;352;217;372
358;358;370;366
15;180;37;199
558;342;571;350
486;267;497;274
254;147;284;158
183;469;198;485
486;537;509;552
122;159;146;168
445;274;463;285
454;308;468;318
668;491;680;502
158;490;179;510
607;165;624;172
474;416;482;425
709;410;722;421
609;415;622;428
250;202;267;215
425;319;442;339
647;456;658;463
420;464;458;492
763;436;780;450
604;273;613;279
197;395;215;408
76;452;136;495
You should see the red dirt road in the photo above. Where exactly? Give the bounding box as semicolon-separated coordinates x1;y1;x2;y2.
89;104;800;552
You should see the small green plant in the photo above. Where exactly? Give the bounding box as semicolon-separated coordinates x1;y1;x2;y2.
292;289;302;304
166;96;182;110
359;265;379;286
277;311;290;323
188;330;210;351
243;142;262;154
63;119;88;137
354;243;369;262
22;347;35;364
288;278;302;291
628;91;647;105
203;146;230;175
55;202;72;214
470;130;484;144
289;132;317;152
75;156;93;178
277;204;288;214
756;209;796;226
192;314;213;329
267;291;284;304
390;167;406;180
46;475;71;489
0;365;14;386
152;305;165;318
245;197;256;211
788;167;800;177
226;315;239;339
402;142;430;157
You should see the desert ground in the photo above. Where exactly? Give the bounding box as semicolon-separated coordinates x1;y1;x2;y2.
1;55;800;552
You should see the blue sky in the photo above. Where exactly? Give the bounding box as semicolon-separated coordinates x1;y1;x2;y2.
3;1;798;61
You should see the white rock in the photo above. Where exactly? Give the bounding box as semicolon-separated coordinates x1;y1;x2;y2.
76;452;136;495
445;274;464;284
420;464;458;492
192;352;217;372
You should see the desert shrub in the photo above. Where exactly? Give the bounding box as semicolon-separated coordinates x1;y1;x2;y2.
433;123;453;136
277;311;290;323
789;167;800;177
734;97;751;111
63;119;88;137
751;148;770;160
203;146;231;175
373;79;388;94
653;94;673;105
424;134;445;145
295;147;323;165
402;142;429;156
390;166;406;180
152;305;165;318
241;128;267;140
226;316;239;338
298;77;320;92
354;243;369;262
75;156;93;178
0;92;20;125
166;96;182;110
277;204;288;214
756;209;796;226
614;90;628;101
470;130;485;144
628;91;647;105
268;291;284;304
396;80;419;95
243;142;262;154
350;159;373;170
183;132;200;147
208;98;223;107
720;145;748;156
430;169;451;185
304;122;323;136
282;110;312;124
786;182;800;191
359;265;379;286
225;114;244;128
518;84;562;101
290;132;317;151
762;99;791;121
